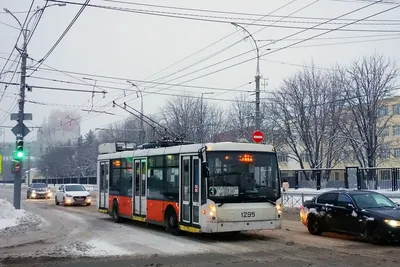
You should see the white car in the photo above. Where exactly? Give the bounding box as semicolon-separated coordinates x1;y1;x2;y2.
55;184;92;206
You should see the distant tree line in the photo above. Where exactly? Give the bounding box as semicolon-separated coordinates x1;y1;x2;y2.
38;53;398;178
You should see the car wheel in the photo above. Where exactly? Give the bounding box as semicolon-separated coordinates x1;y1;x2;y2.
112;201;122;223
307;215;323;235
55;196;59;205
166;210;180;236
368;227;384;245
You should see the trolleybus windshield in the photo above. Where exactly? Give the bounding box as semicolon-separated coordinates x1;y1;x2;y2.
207;151;280;203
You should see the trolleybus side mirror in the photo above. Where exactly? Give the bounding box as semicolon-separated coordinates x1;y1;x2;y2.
202;162;209;178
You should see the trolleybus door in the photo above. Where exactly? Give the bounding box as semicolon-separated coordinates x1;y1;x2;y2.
181;156;201;225
133;159;147;216
99;161;109;209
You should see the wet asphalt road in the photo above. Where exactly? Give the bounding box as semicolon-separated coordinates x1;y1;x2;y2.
1;186;399;267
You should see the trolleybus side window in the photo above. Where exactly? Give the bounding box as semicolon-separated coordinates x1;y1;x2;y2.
148;156;164;200
164;154;179;201
110;159;121;195
110;158;133;196
147;154;179;201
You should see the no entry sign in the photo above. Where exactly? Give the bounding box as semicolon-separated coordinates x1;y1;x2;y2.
252;130;264;143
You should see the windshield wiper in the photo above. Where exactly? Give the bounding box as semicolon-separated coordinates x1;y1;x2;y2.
218;202;225;207
265;199;276;205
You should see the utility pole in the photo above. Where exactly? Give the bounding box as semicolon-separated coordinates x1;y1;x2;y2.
4;4;64;209
12;17;28;210
231;22;262;130
127;81;144;144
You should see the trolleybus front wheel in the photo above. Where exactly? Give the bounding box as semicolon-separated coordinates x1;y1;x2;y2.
166;210;179;235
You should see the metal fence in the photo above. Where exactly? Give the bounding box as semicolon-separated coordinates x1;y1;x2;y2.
280;167;399;191
31;176;97;185
282;191;400;208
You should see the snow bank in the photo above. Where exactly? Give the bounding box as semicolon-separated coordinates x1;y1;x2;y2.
0;198;26;230
36;240;133;258
0;198;42;238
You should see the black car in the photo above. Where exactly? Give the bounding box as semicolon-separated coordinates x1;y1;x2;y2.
27;183;52;199
300;190;400;244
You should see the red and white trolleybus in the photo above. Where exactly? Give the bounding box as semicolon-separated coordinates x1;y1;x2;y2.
97;141;282;234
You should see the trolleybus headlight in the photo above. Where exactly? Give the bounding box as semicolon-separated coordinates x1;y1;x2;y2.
209;205;216;212
276;203;282;214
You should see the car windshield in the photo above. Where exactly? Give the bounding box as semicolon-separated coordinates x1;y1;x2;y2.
207;151;280;203
31;183;46;188
352;193;396;209
65;185;86;191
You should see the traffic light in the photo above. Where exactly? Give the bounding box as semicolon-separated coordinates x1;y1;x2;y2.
11;161;21;173
13;139;24;160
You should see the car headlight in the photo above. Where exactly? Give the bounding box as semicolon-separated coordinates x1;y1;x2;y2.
32;190;36;193
66;194;73;197
384;219;400;227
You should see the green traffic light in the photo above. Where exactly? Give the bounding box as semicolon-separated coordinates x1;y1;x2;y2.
17;151;24;158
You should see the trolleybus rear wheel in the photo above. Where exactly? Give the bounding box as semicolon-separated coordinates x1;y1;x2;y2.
112;200;122;223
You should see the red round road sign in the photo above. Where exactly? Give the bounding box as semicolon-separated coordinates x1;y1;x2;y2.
252;130;264;143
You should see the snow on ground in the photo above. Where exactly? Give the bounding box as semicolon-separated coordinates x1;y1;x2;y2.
84;239;133;256
0;198;42;238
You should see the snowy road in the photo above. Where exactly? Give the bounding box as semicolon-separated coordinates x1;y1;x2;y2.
0;186;399;267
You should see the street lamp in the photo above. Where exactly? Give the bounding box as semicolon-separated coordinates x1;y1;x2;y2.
231;22;261;131
126;81;144;144
200;92;214;143
4;3;65;42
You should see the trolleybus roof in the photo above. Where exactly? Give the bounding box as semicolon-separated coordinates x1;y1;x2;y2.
98;142;275;161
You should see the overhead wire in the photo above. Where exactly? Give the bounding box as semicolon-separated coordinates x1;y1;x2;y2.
139;0;317;92
133;0;299;89
99;0;400;22
39;1;301;129
27;0;91;76
123;0;395;103
0;1;36;126
28;0;399;129
47;0;400;33
32;1;400;135
25;0;49;46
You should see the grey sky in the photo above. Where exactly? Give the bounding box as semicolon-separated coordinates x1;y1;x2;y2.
1;0;399;142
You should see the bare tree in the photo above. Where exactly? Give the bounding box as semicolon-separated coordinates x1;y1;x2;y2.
160;93;225;143
339;54;398;169
267;64;346;172
97;117;141;144
225;94;255;141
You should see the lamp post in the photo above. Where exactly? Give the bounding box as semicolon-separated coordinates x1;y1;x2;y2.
126;81;144;144
231;22;261;131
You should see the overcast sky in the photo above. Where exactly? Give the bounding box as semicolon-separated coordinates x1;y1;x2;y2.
1;0;399;142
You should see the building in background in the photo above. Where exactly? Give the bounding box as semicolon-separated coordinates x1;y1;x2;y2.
37;110;81;153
